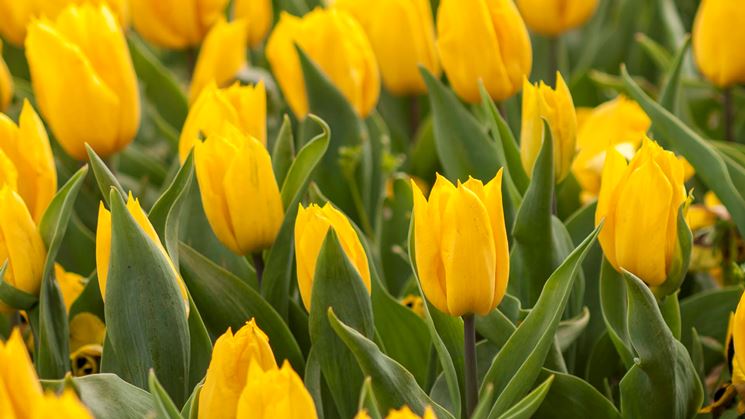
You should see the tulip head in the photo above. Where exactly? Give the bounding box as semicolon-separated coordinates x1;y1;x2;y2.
0;187;46;297
234;0;273;48
516;0;599;36
412;171;509;317
0;40;12;111
180;81;266;162
236;360;318;419
520;73;577;182
294;202;371;311
436;0;532;103
266;8;380;118
199;319;277;419
34;390;93;419
129;0;228;49
595;138;689;288
693;0;745;87
194;126;284;255
25;3;140;160
0;329;43;418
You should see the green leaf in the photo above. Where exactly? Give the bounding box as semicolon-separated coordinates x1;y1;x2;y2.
657;36;691;118
304;348;326;419
533;369;621;419
497;375;554;419
0;261;37;309
599;260;635;367
634;33;672;71
43;373;154;419
272;114;296;187
149;370;182;419
180;383;202;419
557;307;591;352
86;144;125;206
378;176;415;295
680;286;741;350
185;295;212;392
68;273;104;321
358;378;383;419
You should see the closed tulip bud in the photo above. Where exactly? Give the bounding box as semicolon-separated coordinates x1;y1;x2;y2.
520;73;577;182
411;171;509;316
180;81;266;162
0;329;43;418
129;0;228;49
33;390;93;419
0;100;57;223
188;18;249;103
25;3;140;160
693;0;745;87
436;0;532;103
516;0;598;36
295;202;371;311
595;138;688;287
0;187;46;297
0;41;12;111
266;8;380;118
194;126;283;255
234;0;273;48
199;320;277;419
236;360;318;419
336;0;440;95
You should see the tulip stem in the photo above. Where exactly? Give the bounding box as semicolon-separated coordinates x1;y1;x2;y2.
252;252;265;288
549;37;559;84
723;87;735;141
463;314;478;418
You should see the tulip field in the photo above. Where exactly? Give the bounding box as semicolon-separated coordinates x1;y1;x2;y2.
1;0;745;418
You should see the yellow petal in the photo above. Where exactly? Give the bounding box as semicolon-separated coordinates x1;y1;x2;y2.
234;0;273;47
95;201;112;300
55;264;85;313
483;169;510;309
516;0;599;36
693;0;745;87
236;360;317;419
188;18;248;103
69;312;106;353
130;0;228;49
0;187;46;295
519;78;542;177
0;41;12;111
32;389;93;419
0;329;43;417
595;148;628;269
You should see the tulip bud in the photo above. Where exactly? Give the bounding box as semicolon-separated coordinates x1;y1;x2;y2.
571;96;650;202
436;0;532;103
0;40;12;111
0;329;43;418
295;202;371;311
595;138;688;287
194;126;284;255
516;0;598;36
336;0;440;96
199;320;277;419
266;8;380;118
693;0;745;87
0;187;46;297
234;0;273;48
236;360;318;418
0;100;57;223
188;18;249;103
519;73;577;182
25;3;140;160
411;171;509;316
181;80;266;162
129;0;228;49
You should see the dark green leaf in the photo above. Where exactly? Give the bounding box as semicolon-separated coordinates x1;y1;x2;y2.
43;373;154;419
0;261;37;309
534;369;621;419
497;375;554;419
149;370;182;419
272;114;295;187
86;145;125;206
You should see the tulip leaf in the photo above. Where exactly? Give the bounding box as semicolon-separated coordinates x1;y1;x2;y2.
185;295;212;392
180;383;202;419
68;273;104;321
680;286;742;353
0;261;37;309
43;373;154;419
272;114;295;187
599;260;635;368
327;308;455;419
496;375;554;419
309;230;374;419
358;377;383;419
533;369;621;419
86;144;126;206
621;66;745;237
178;243;305;371
657;36;691;119
149;370;183;419
482;224;601;418
303;348;325;419
557;307;591;352
618;271;703;418
104;189;190;405
420;68;501;183
378;176;415;295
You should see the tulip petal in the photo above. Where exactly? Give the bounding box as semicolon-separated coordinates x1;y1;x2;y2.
0;187;45;295
411;178;448;314
484;169;510;308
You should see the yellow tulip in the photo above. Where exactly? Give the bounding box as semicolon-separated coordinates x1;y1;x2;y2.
595;138;687;286
0;186;46;297
54;264;85;313
0;40;12;111
32;390;93;419
516;0;598;36
387;406;438;419
95;193;189;308
69;313;105;376
411;171;509;316
194;126;283;255
693;0;745;87
519;73;577;182
335;0;440;95
188;18;249;103
199;319;277;419
266;8;380;118
0;100;57;223
180;81;266;162
234;0;273;48
436;0;532;103
294;202;371;311
25;3;140;160
236;360;318;419
0;329;43;418
0;149;18;193
129;0;228;49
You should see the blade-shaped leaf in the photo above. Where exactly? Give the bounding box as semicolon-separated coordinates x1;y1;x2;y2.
497;375;554;419
86;145;125;206
43;373;154;419
534;369;621;419
149;370;182;419
272;114;295;187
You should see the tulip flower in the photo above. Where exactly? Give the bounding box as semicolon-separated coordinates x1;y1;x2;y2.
234;0;273;48
0;40;12;111
0;329;43;417
0;187;46;298
0;100;57;223
188;18;249;103
571;96;650;202
236;360;318;419
294;202;371;311
34;390;93;419
520;73;577;182
194;126;283;255
266;8;380;118
69;312;106;376
336;0;440;96
181;81;267;162
595;138;688;287
436;0;532;103
55;264;85;312
129;0;228;49
693;0;745;88
355;406;437;419
25;3;140;160
516;0;598;36
0;150;17;193
199;320;277;419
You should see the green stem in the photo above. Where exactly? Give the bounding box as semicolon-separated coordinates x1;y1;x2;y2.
463;314;478;418
252;252;265;289
723;87;735;142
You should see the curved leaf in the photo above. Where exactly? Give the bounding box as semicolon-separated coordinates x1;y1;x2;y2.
43;373;154;419
497;375;554;419
534;369;621;419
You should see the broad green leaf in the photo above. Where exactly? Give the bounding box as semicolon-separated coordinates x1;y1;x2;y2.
534;369;621;419
358;378;383;419
557;307;591;352
304;348;325;419
272;114;295;187
378;176;414;295
185;295;212;392
680;286;742;349
599;260;634;367
43;373;154;419
85;145;125;206
68;273;104;321
658;37;691;118
149;370;182;419
497;375;554;419
0;261;37;309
